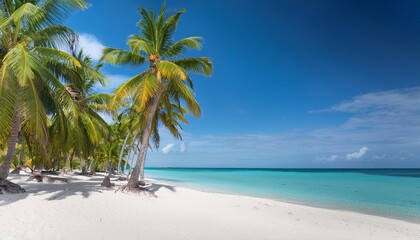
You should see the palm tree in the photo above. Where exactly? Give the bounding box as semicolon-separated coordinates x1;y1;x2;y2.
102;4;213;190
0;0;88;185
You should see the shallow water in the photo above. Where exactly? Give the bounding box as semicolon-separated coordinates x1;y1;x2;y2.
144;168;420;222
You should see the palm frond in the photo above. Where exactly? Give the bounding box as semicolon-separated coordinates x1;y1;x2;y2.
157;60;188;80
173;57;213;77
157;8;185;53
167;77;201;117
20;76;48;143
128;34;155;55
163;37;202;57
100;47;145;66
0;2;42;31
132;73;159;111
3;44;36;85
0;72;18;138
40;0;87;25
29;25;76;48
108;71;147;110
138;7;157;47
33;46;82;68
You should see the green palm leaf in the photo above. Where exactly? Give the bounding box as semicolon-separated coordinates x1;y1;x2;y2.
101;47;145;66
157;60;188;80
164;37;202;57
173;57;213;76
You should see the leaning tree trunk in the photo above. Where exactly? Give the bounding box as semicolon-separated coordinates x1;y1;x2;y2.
117;131;130;175
124;144;134;175
124;131;138;175
69;151;75;172
88;158;95;174
127;92;160;188
139;150;148;182
126;141;139;178
61;153;68;176
108;158;113;177
17;137;25;167
0;113;21;181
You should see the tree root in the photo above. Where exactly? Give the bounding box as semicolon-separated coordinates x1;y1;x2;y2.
115;185;156;198
0;179;26;194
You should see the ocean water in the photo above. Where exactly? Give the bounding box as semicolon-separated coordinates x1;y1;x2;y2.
144;168;420;222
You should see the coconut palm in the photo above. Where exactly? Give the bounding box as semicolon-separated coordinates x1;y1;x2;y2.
0;0;88;184
101;4;213;189
50;50;110;174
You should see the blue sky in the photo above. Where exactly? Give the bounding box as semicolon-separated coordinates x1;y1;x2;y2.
67;0;420;168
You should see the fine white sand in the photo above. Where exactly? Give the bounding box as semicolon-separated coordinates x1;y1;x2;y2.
1;173;419;240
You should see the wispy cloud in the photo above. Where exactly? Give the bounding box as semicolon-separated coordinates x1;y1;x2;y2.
345;146;368;161
162;144;175;154
331;87;420;113
78;33;105;61
147;87;420;168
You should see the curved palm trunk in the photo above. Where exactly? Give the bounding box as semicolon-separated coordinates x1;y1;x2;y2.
127;92;160;188
127;141;140;178
124;131;139;175
139;151;148;181
0;113;21;180
61;153;68;176
107;158;113;177
124;144;133;175
117;132;130;175
17;137;25;167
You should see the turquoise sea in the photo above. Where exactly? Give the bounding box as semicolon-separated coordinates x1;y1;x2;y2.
144;168;420;223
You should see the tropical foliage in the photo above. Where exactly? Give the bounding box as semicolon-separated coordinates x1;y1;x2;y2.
0;1;212;193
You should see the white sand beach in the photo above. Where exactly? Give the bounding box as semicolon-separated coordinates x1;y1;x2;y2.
1;174;419;240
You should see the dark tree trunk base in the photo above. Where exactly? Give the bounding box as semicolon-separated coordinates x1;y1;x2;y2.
0;180;26;194
11;166;22;174
101;176;112;188
115;185;156;198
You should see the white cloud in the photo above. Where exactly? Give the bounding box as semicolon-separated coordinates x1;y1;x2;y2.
162;144;175;154
331;87;420;113
180;142;186;153
78;33;105;61
328;87;420;131
346;146;368;161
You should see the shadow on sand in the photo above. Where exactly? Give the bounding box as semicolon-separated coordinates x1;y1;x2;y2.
0;174;111;206
0;174;178;206
147;182;176;194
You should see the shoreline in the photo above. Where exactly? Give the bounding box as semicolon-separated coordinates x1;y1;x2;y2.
148;177;420;225
1;173;420;240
